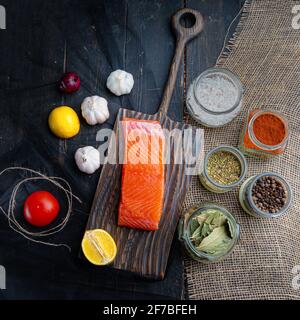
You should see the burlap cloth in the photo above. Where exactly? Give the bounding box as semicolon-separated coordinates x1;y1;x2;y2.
184;0;300;300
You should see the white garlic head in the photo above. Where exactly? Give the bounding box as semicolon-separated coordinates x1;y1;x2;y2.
75;146;100;174
106;69;134;96
81;96;109;125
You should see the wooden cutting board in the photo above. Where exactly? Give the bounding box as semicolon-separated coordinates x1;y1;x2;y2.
85;8;205;280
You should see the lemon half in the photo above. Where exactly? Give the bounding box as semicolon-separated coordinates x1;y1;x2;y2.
48;106;80;139
81;229;117;266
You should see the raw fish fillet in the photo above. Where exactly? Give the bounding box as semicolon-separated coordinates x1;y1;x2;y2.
118;118;165;231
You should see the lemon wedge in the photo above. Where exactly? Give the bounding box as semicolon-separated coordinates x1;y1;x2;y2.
81;229;117;266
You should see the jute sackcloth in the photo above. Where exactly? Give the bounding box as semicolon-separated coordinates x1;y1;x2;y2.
184;0;300;300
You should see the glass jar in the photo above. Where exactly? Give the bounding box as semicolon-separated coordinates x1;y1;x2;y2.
238;172;293;218
238;109;289;158
199;145;247;193
178;202;240;263
186;67;244;128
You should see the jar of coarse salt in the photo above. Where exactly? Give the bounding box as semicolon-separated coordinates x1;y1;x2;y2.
186;67;244;127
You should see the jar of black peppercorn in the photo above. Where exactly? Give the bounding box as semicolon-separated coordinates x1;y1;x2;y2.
238;172;292;218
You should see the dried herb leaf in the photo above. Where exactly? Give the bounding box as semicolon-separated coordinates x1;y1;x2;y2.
190;217;200;235
190;225;202;242
194;238;202;247
201;221;211;238
200;210;226;235
197;226;232;255
211;213;227;228
190;213;209;245
204;213;214;225
196;213;209;226
189;209;236;255
227;219;235;239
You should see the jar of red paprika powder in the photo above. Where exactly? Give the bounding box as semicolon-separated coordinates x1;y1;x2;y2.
238;109;289;158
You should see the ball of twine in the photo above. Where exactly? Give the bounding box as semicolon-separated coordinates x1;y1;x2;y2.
0;167;82;251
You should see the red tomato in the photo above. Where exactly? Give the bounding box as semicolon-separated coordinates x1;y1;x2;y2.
23;191;60;227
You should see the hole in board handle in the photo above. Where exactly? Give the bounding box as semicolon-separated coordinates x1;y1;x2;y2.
179;12;197;29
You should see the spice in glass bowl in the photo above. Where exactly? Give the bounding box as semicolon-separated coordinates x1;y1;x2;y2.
199;146;247;193
239;172;292;218
207;150;241;185
238;109;289;158
251;176;288;214
178;202;240;263
186;67;244;127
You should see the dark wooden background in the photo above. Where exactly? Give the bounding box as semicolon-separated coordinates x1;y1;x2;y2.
0;0;243;299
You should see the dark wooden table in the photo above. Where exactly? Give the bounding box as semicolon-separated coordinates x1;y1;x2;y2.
0;0;243;300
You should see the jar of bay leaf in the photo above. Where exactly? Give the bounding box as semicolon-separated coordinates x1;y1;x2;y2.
199;145;247;193
178;202;240;263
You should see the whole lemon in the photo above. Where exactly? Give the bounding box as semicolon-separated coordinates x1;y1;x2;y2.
48;106;80;139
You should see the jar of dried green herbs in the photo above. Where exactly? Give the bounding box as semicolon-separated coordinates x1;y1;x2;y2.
199;145;247;193
178;202;240;263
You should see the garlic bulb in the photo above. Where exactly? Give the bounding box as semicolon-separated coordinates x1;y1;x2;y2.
106;69;134;96
75;146;100;174
81;96;109;125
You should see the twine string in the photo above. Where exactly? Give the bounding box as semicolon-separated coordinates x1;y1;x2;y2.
216;5;245;62
0;167;82;251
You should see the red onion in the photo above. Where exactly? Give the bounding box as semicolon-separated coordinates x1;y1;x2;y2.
59;72;81;93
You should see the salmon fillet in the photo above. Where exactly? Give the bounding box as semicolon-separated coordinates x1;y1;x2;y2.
118;118;165;231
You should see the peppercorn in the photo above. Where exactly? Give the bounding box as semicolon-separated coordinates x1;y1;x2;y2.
251;176;287;213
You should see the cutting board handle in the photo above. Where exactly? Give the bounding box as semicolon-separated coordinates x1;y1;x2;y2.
159;8;204;115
